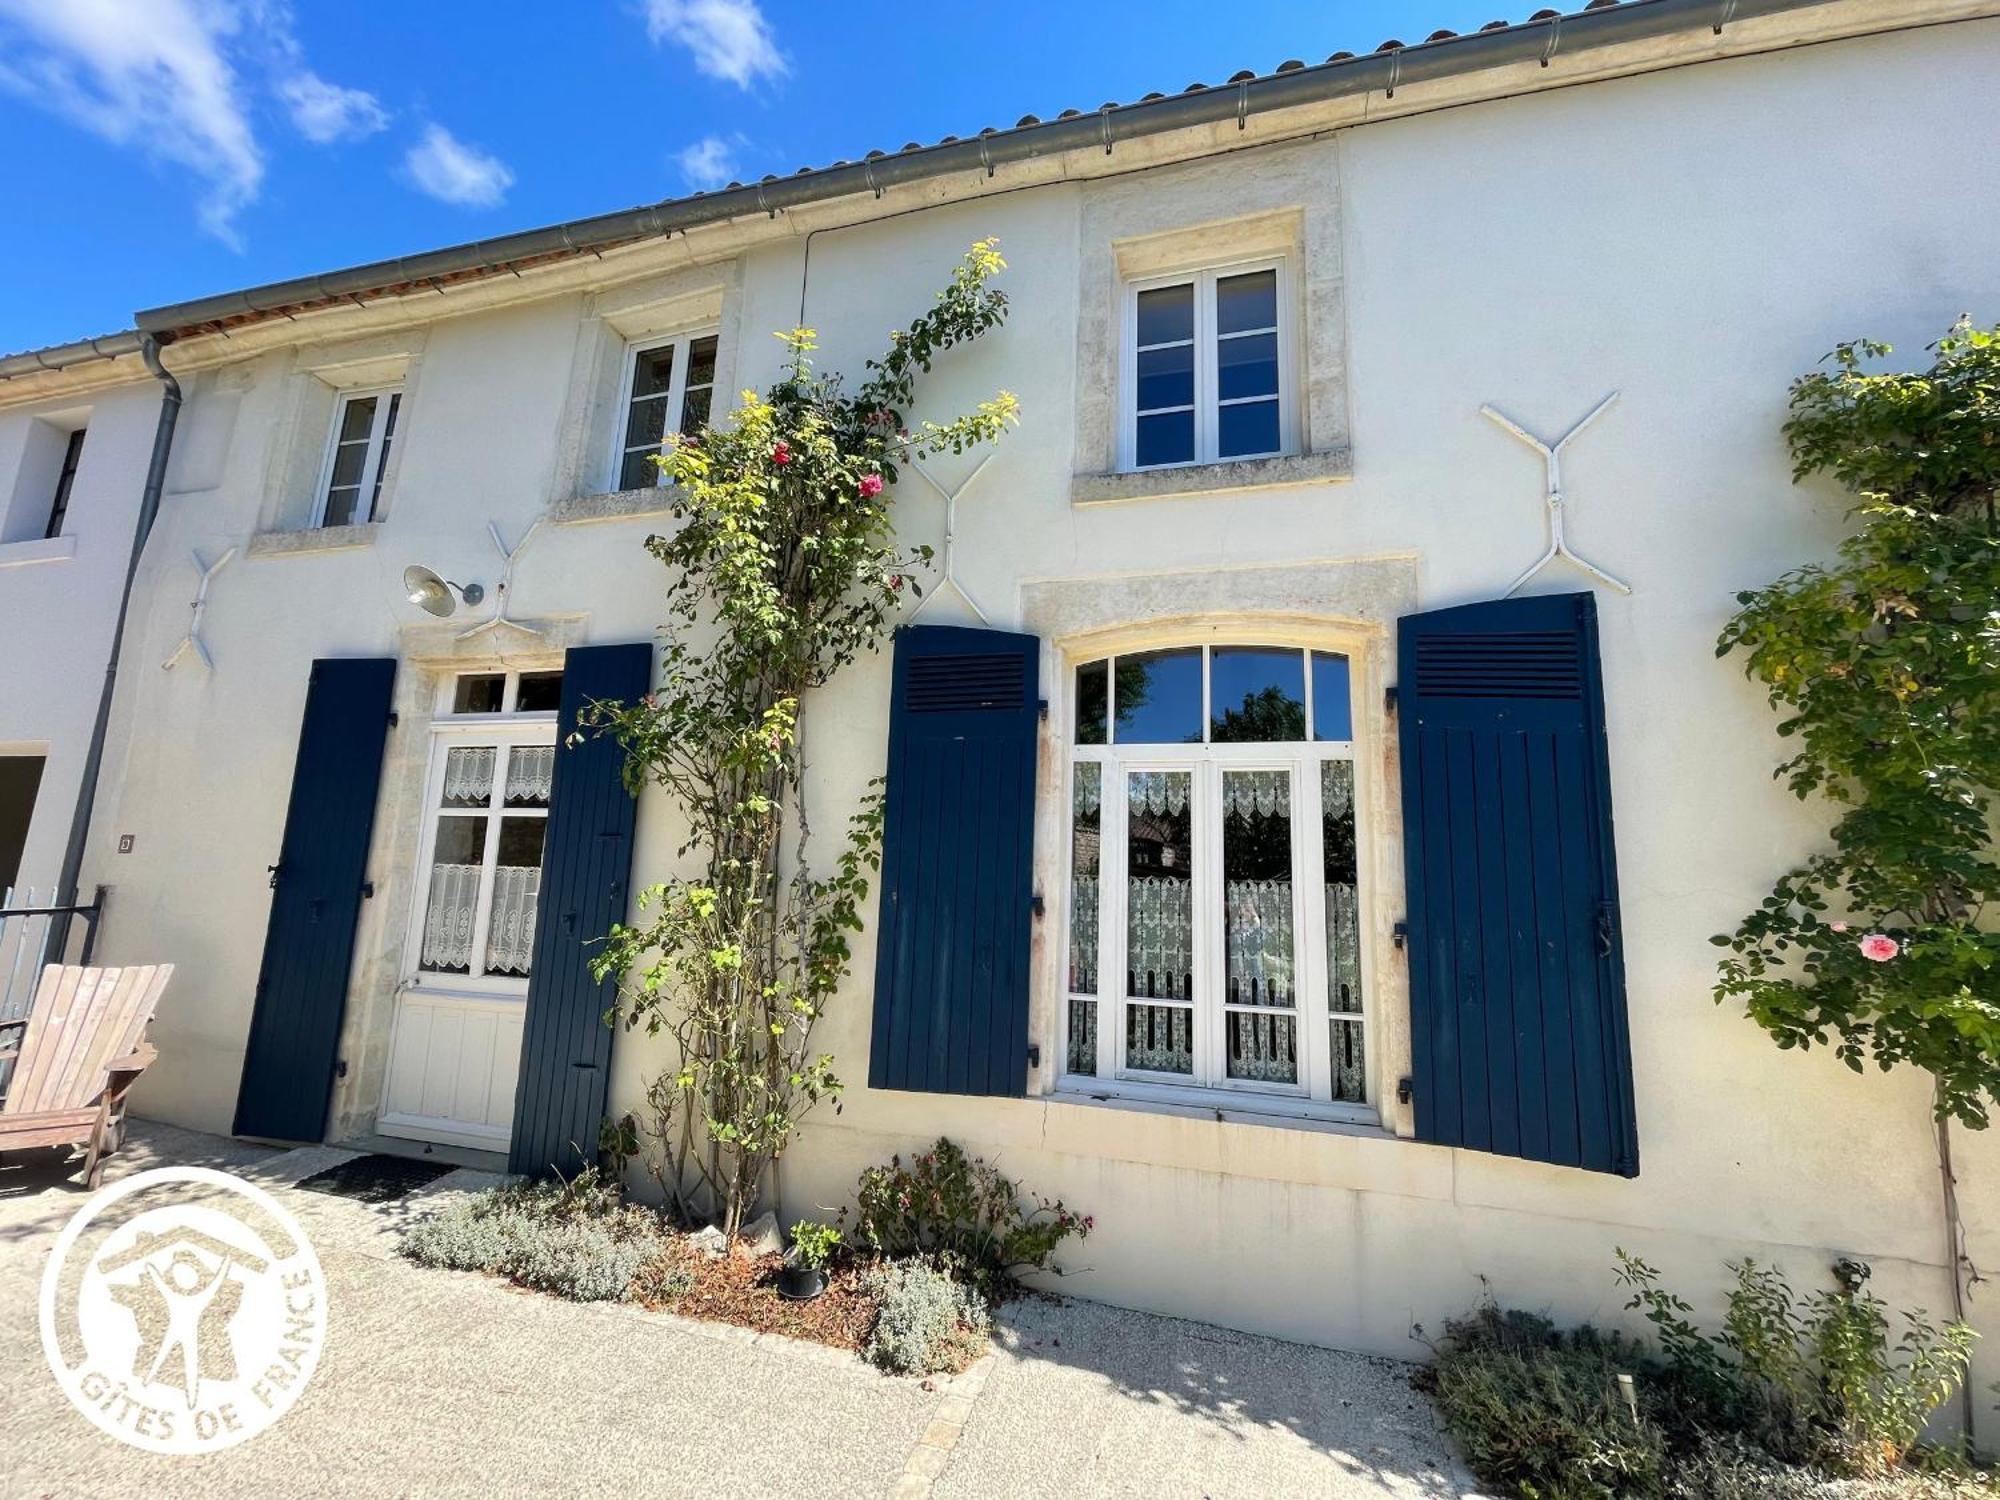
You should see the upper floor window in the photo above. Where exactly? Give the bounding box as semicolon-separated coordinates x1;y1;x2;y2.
1063;644;1366;1113
43;428;85;539
315;387;401;528
615;332;718;490
1122;262;1291;471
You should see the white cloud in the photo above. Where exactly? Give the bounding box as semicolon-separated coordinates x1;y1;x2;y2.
403;123;513;208
644;0;783;88
675;134;739;189
0;0;263;245
278;70;386;143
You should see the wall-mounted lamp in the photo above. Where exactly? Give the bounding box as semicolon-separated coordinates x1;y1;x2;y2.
402;564;485;618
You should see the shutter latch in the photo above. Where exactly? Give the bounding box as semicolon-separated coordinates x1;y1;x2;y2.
1393;920;1409;951
1030;893;1045;918
1596;902;1616;959
1397;1076;1414;1105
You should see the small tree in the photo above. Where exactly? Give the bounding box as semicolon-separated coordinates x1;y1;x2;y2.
1714;320;2000;1129
587;242;1017;1237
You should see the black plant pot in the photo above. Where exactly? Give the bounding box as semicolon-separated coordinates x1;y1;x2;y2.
777;1264;828;1301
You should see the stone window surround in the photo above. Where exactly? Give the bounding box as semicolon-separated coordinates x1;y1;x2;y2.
1071;141;1351;507
258;334;425;536
1020;554;1416;1140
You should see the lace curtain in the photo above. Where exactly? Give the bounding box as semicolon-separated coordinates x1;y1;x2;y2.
1224;878;1294;1006
421;864;481;971
1127;771;1188;817
1067;999;1098;1075
505;745;555;805
1227;1012;1297;1083
442;747;495;806
1126;1002;1193;1073
1222;769;1290;820
485;865;541;976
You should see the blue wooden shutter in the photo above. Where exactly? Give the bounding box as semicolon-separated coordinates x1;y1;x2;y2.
509;642;652;1177
1397;592;1638;1176
869;624;1039;1097
234;657;397;1143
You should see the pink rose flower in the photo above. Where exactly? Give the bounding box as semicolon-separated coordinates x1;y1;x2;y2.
1829;921;1848;933
858;473;884;499
890;574;905;593
1859;934;1899;963
771;441;791;465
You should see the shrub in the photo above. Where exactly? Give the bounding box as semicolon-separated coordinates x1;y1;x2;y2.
401;1168;665;1303
790;1219;841;1271
862;1257;991;1376
850;1138;1090;1297
1420;1305;1667;1499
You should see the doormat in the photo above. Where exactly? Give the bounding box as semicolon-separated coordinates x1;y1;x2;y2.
295;1154;458;1204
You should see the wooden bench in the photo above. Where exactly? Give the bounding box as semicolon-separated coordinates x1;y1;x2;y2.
0;964;172;1189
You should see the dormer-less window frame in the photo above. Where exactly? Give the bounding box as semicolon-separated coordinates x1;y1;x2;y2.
611;329;719;491
312;386;402;528
1119;258;1295;473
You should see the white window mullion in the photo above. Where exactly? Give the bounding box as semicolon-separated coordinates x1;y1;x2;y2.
1097;759;1125;1081
1195;270;1218;465
1299;756;1332;1102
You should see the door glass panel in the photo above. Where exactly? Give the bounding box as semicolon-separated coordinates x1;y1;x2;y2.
1222;769;1297;1084
486;817;546;977
441;746;496;807
1125;770;1193;1074
1311;653;1353;741
1113;649;1202;744
420;817;487;973
1323;759;1365;1102
1209;647;1305;743
1074;660;1108;745
1066;762;1102;1075
503;745;555;806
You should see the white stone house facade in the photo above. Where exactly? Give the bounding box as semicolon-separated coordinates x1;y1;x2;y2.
5;0;2000;1429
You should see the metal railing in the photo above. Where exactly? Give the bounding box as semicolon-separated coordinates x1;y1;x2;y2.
0;885;106;1097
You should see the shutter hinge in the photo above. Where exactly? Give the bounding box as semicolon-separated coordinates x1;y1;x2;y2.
267;863;281;890
1397;1075;1414;1105
387;710;399;728
1385;685;1399;715
361;881;375;899
1038;698;1049;721
1393;920;1409;950
1030;893;1045;918
335;1058;349;1080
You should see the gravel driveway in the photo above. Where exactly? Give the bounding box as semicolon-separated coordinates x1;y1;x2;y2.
0;1121;1473;1499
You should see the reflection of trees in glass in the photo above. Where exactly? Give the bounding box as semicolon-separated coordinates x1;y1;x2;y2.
1225;805;1292;879
1212;684;1305;744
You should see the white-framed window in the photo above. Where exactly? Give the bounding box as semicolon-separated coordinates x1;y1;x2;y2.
1120;259;1293;472
403;668;563;995
313;387;402;528
612;330;719;490
1062;643;1369;1115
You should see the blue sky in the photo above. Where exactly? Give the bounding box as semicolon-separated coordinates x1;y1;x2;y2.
0;1;1517;352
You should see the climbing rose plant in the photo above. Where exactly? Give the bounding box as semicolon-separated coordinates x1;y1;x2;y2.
1714;320;2000;1127
587;241;1017;1236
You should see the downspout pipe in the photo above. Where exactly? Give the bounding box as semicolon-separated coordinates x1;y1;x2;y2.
44;335;181;961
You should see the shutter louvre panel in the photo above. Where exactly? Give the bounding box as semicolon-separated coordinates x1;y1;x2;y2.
1397;593;1638;1177
508;642;651;1178
234;657;397;1143
869;625;1038;1098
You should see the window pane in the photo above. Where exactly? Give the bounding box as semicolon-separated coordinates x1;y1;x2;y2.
631;346;675;400
321;486;361;528
1135;283;1194;346
623;393;669;454
1217;398;1280;459
1223;768;1298;1084
1112;649;1202;744
504;744;555;806
1126;770;1193;1074
420;817;487;974
337;396;377;443
1135;411;1195;467
620;449;661;490
1311;653;1354;741
452;675;505;714
441;745;496;807
1216;269;1277;335
685;335;718;389
1209;647;1305;743
1068;763;1102;1078
514;671;564;712
1323;760;1364;1101
1217;331;1278;402
1136;343;1193;413
678;385;712;437
1074;660;1108;745
328;439;368;490
368;393;401;517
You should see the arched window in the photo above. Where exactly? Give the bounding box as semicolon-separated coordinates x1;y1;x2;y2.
1063;644;1368;1110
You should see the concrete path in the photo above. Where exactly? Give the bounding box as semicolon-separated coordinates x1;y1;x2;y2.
0;1121;1473;1499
